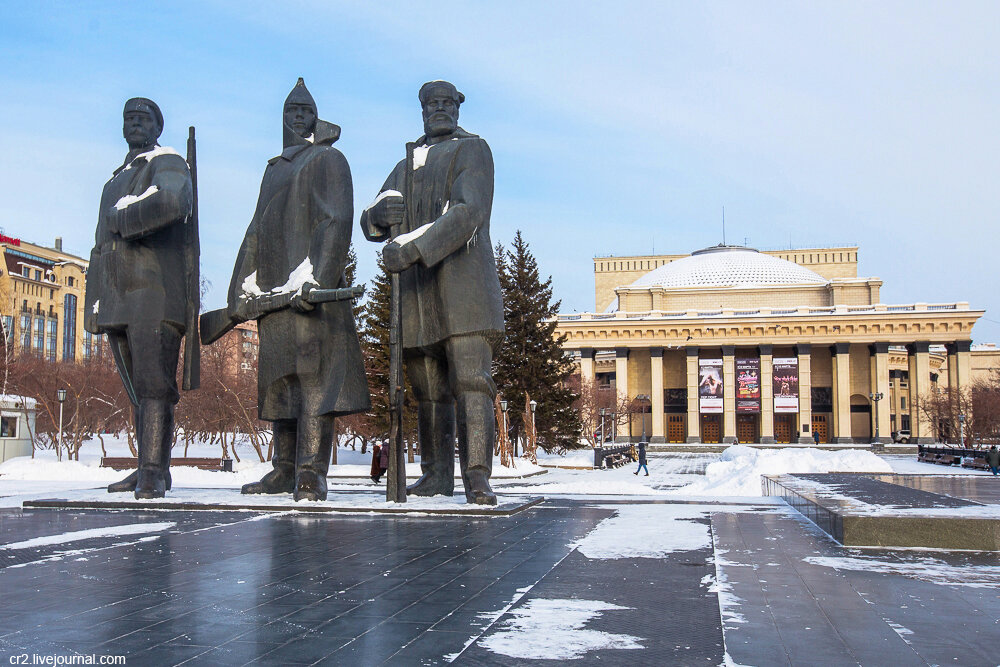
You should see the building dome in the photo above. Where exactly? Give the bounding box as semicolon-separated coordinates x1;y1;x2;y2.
631;245;827;289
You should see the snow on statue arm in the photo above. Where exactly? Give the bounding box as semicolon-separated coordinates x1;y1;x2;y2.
406;138;493;268
308;148;354;289
360;162;405;243
111;153;193;241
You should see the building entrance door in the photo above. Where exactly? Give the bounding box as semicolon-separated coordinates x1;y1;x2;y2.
701;415;721;443
736;415;757;443
775;414;794;443
667;415;685;443
811;415;828;443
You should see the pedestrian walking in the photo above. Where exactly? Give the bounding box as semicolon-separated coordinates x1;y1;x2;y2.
813;430;821;445
633;441;649;476
985;444;1000;476
371;443;389;483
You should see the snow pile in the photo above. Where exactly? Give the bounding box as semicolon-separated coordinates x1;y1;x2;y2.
241;258;317;298
574;504;722;558
479;598;642;659
412;144;431;170
364;189;402;212
535;448;594;468
123;145;181;170
673;445;892;497
114;185;158;210
395;222;433;245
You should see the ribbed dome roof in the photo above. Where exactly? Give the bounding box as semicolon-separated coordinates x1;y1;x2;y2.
631;245;826;289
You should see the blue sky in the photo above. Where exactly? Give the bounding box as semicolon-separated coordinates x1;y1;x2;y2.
1;1;997;341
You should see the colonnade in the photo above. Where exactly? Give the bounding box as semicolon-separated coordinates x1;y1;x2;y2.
579;340;973;444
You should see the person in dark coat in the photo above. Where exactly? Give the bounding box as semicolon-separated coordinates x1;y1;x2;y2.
84;97;198;499
361;81;504;504
633;441;649;476
986;444;1000;476
229;79;370;501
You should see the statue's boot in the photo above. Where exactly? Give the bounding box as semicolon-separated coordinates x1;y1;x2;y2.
407;401;456;496
457;393;497;505
294;415;334;502
135;399;173;499
109;404;172;492
242;421;296;494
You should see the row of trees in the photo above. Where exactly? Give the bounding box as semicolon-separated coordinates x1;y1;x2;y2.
917;370;1000;447
1;232;585;461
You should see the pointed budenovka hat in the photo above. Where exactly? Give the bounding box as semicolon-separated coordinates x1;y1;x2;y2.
282;77;340;149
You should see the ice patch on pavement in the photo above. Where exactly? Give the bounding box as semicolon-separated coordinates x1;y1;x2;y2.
444;586;533;662
673;445;892;496
479;598;642;659
803;555;1000;588
2;521;175;550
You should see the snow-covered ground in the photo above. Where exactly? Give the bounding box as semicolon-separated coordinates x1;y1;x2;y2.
1;437;989;507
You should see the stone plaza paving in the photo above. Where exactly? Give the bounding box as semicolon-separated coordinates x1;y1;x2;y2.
0;455;998;666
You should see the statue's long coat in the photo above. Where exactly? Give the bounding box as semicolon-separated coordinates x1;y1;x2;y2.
84;147;194;334
228;127;369;421
360;128;504;351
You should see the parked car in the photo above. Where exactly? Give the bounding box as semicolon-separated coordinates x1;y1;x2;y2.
893;429;911;443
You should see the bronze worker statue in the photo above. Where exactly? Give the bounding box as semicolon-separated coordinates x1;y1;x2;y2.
84;98;200;499
361;81;504;505
212;78;370;502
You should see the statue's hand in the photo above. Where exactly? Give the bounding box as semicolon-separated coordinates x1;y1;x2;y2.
382;241;420;273
290;282;318;313
373;195;405;230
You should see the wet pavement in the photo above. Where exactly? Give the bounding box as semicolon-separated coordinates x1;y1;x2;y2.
1;454;998;666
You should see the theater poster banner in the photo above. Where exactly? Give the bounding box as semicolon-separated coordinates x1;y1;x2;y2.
773;358;799;413
699;359;724;413
736;358;761;413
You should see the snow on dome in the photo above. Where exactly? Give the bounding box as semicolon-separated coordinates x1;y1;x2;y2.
631;245;826;289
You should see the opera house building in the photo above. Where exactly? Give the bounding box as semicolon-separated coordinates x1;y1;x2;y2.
555;245;997;445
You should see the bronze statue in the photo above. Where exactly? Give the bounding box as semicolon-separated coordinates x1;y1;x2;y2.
361;81;504;504
84;98;199;499
220;79;370;502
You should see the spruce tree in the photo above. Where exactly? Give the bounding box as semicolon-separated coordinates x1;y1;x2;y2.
494;231;583;451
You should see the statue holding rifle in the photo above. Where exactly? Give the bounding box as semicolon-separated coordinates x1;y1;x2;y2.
207;78;369;502
84;97;199;500
361;80;504;505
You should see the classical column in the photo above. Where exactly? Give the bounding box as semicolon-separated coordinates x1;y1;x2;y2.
686;347;700;443
907;341;933;444
946;340;973;396
722;345;736;443
797;344;812;444
650;347;665;443
615;347;630;442
830;343;852;443
579;347;595;387
869;343;891;443
759;344;775;443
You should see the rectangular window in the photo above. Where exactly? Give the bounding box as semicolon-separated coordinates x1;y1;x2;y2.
47;319;57;361
22;266;29;277
900;397;907;410
0;416;17;438
63;294;77;361
20;314;31;350
33;269;41;281
83;331;92;360
67;276;74;287
2;316;11;340
34;316;44;353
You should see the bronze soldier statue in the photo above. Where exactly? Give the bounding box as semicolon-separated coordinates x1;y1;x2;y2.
361;81;504;504
222;79;370;502
84;98;199;499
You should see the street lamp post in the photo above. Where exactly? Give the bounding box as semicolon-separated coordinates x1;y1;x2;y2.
599;408;607;445
500;399;508;459
869;391;883;443
529;399;537;457
636;394;650;442
959;413;966;448
56;388;67;461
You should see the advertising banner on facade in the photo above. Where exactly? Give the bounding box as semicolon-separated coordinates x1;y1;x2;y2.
736;358;761;413
699;359;724;413
773;357;799;413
